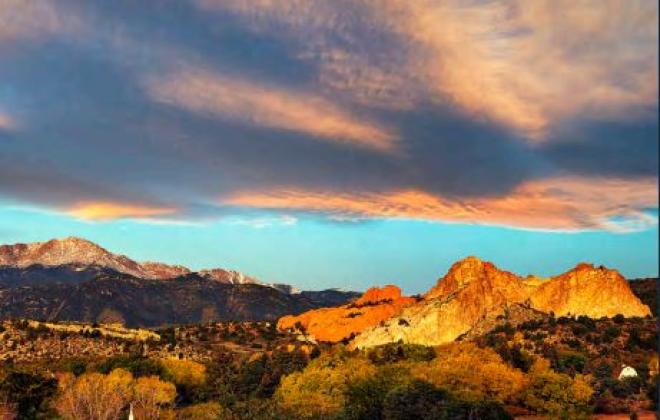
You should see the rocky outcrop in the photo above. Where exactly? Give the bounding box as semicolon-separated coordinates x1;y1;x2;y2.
350;257;651;349
530;263;651;318
277;285;416;343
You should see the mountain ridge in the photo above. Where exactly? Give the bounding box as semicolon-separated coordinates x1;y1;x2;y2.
0;237;269;287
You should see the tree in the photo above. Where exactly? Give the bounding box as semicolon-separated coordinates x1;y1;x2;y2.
55;369;133;420
341;367;409;420
0;371;57;419
409;342;526;404
161;359;206;387
132;376;177;420
381;379;449;420
276;351;377;418
176;402;225;419
522;359;593;418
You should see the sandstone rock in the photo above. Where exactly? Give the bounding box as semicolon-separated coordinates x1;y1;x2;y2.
355;285;405;305
351;257;651;349
530;263;651;318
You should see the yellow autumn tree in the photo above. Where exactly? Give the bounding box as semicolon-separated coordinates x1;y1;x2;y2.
55;368;133;420
275;351;377;418
161;359;207;387
409;342;527;404
176;402;226;419
132;375;177;420
523;358;594;418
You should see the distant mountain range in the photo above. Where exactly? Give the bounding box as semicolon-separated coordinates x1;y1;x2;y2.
0;237;360;326
1;237;261;285
279;256;655;348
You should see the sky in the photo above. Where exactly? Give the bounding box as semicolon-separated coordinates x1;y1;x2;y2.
0;0;658;293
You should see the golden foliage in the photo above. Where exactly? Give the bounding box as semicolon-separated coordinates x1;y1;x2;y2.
132;376;177;420
55;368;176;420
275;351;377;418
55;368;133;420
176;402;225;419
161;359;207;386
409;342;527;404
523;358;593;417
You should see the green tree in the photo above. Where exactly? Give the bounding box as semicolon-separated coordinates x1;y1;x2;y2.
0;371;57;419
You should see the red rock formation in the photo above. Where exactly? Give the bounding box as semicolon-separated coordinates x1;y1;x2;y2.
355;285;405;305
277;285;416;343
351;257;652;348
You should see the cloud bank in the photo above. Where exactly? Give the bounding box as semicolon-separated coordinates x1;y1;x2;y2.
0;0;657;231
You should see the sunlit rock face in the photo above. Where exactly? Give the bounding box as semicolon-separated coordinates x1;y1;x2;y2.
277;285;416;343
350;257;651;349
530;263;652;319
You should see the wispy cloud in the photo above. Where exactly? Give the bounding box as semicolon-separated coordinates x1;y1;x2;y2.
223;215;298;229
200;0;658;140
0;0;83;42
224;176;659;231
66;201;176;221
145;66;398;153
0;1;656;233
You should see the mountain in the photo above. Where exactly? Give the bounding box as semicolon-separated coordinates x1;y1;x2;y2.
0;272;353;327
0;263;119;287
0;237;282;288
277;285;416;342
278;256;651;348
0;237;360;326
0;237;191;280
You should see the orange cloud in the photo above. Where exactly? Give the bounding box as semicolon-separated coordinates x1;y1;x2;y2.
380;0;658;138
199;0;658;140
146;66;397;153
223;176;658;231
67;202;176;221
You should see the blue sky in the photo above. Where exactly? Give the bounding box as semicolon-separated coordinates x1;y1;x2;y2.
0;205;657;293
0;1;657;292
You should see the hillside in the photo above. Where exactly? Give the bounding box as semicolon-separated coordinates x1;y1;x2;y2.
0;237;359;326
0;272;357;327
